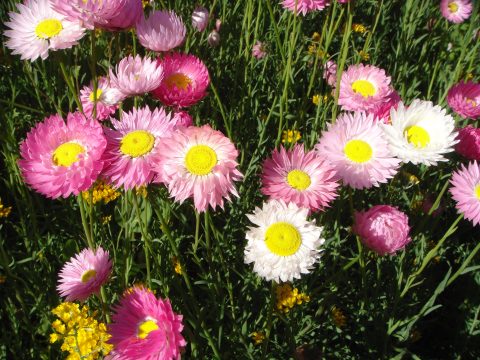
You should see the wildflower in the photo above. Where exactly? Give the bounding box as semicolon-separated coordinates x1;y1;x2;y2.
80;77;122;121
252;41;267;59
50;302;113;359
359;50;370;61
450;161;480;226
352;23;367;34
447;81;480;119
251;331;265;345
311;32;321;42
57;247;112;301
381;100;457;166
192;6;209;32
136;10;186;52
172;257;182;275
282;129;302;144
82;180;121;205
367;90;401;123
102;215;112;224
276;283;310;313
331;306;347;328
456;126;480;160
0;199;12;218
440;0;473;24
244;200;324;282
4;0;86;62
261;144;339;212
281;0;330;15
101;0;143;31
18;112;106;199
172;110;193;128
323;60;337;87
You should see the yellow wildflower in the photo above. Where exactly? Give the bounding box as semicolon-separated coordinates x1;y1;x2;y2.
251;331;265;345
352;23;367;34
359;50;370;61
312;94;329;106
466;73;474;80
136;186;148;198
276;284;310;313
311;32;321;42
101;215;112;225
331;306;347;328
82;180;121;205
142;0;151;9
281;130;302;144
172;256;183;275
0;199;12;218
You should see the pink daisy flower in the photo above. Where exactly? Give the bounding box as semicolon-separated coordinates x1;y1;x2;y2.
108;286;186;360
192;6;209;32
152;53;210;108
172;110;194;127
252;41;267;59
57;247;112;301
315;112;401;189
456;126;480;160
154;125;243;212
136;10;186;52
102;106;176;190
440;0;473;23
353;205;411;255
80;77;122;121
323;60;337;87
450;161;480;226
281;0;331;15
447;81;480;119
109;55;164;97
52;0;124;29
18;112;106;199
261;144;339;212
367;90;401;123
4;0;86;62
338;64;393;112
101;0;143;31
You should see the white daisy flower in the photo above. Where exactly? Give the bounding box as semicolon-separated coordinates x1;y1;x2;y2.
244;200;324;282
381;99;458;166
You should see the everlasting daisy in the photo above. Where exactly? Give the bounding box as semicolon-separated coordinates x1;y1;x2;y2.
102;0;143;31
252;41;267;59
57;247;112;301
456;126;480;160
261;144;339;212
4;0;86;62
152;53;210;108
109;55;164;97
338;64;393;112
323;60;337;87
447;81;480;119
450;161;480;226
316;112;401;189
154;124;243;212
108;286;186;360
172;110;193;127
102;106;176;190
192;6;209;32
52;0;124;29
381;100;458;166
281;0;331;15
18;112;106;199
440;0;473;23
80;77;122;121
367;90;401;123
136;10;186;52
244;200;324;282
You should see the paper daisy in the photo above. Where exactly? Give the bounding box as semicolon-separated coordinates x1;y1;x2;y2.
80;77;122;121
154;124;243;212
244;200;324;282
450;161;480;226
316;112;401;189
440;0;473;23
381;100;458;166
57;247;112;301
108;286;186;360
447;81;480;119
52;0;124;29
4;0;86;61
152;53;210;108
261;144;339;212
338;64;393;112
367;90;401;123
136;10;186;52
18;112;106;199
281;0;331;15
102;0;142;31
456;126;480;160
102;106;176;190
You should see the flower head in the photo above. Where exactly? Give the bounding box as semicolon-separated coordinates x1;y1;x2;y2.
52;0;125;29
353;205;412;255
4;0;86;61
440;0;473;23
19;112;106;199
172;110;193;127
108;286;186;360
152;53;210;108
154;124;243;212
136;10;186;52
244;200;324;282
456;126;480;160
450;161;480;226
323;60;337;87
261;144;339;212
281;0;331;15
367;90;401;123
192;6;209;32
102;0;143;30
252;41;267;59
57;247;112;301
80;77;122;121
447;81;480;119
381;100;458;166
316;112;400;189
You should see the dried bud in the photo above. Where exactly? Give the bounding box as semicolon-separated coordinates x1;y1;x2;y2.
207;30;220;47
192;6;209;32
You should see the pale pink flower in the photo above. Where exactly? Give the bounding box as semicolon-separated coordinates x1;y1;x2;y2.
18;112;106;199
192;6;209;32
52;0;125;29
80;77;120;121
252;41;267;59
450;161;480;226
281;0;331;15
101;0;143;30
136;10;186;52
323;60;337;87
353;205;411;255
172;110;193;127
456;126;480;160
440;0;473;23
447;81;480;119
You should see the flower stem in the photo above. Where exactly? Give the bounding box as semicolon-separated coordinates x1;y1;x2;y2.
261;282;276;359
132;192;151;287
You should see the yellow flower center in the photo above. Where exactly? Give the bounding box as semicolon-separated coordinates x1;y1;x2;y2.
137;319;159;340
287;170;311;191
448;2;459;13
35;19;63;39
80;269;97;283
405;125;430;148
89;89;103;102
466;98;477;107
265;222;302;256
351;80;376;98
120;130;155;158
52;142;85;167
165;73;192;91
185;145;217;176
475;185;480;200
344;139;373;163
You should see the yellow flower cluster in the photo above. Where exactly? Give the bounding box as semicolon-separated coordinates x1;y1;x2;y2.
282;130;301;144
50;302;113;360
352;23;368;34
136;186;148;198
0;199;12;218
331;306;347;328
358;50;370;61
276;284;310;313
82;180;120;205
251;331;265;345
311;32;321;42
312;94;329;106
172;256;183;275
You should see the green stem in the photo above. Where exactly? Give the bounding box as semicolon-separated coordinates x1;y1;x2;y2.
77;195;94;249
132;192;151;287
447;240;480;287
59;60;83;113
261;282;276;359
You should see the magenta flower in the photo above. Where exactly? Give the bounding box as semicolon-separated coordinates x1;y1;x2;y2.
101;0;143;30
261;144;339;212
108;286;186;360
450;161;480;226
281;0;331;15
367;90;401;123
456;126;480;160
136;10;186;52
440;0;473;23
172;110;194;127
52;0;124;29
353;205;412;255
192;6;209;32
18;112;106;199
252;41;267;59
57;247;112;301
80;77;121;121
447;81;480;119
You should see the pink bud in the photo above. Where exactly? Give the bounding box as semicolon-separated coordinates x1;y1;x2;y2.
192;6;209;32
